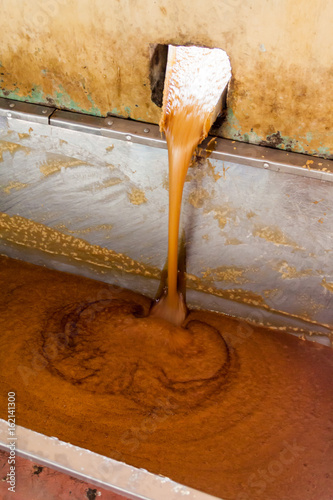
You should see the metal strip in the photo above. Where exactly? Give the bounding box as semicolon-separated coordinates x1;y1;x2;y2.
201;137;333;181
49;109;166;148
0;420;221;500
101;114;166;149
49;108;105;135
0;97;55;124
1;97;333;181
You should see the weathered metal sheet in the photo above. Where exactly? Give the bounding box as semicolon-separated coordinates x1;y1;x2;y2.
0;105;332;345
0;0;333;157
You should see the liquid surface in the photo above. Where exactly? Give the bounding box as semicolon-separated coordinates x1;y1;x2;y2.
151;46;231;325
1;256;333;500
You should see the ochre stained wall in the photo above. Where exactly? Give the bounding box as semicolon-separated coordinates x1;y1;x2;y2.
0;0;333;158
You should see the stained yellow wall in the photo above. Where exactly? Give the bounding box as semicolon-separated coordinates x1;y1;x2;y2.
0;0;332;157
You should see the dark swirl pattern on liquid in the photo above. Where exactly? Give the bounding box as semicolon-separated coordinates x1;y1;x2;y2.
41;298;234;410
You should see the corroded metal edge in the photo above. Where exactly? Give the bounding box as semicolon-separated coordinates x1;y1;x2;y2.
0;96;332;182
0;419;221;500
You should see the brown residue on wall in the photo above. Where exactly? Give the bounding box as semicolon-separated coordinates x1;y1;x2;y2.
98;177;122;189
3;181;28;194
0;213;159;278
225;237;242;245
297;293;325;319
253;225;301;249
222;164;230;180
0;140;31;162
186;158;220;184
39;157;88;177
188;188;209;208
302;159;314;170
213;209;228;230
206;159;222;181
202;266;250;284
191;282;267;308
263;288;279;298
18;132;30;140
128;188;147;205
53;223;113;236
275;261;314;280
321;278;333;293
207;205;237;230
162;174;169;191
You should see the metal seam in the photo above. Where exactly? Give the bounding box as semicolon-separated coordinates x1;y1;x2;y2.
0;97;333;182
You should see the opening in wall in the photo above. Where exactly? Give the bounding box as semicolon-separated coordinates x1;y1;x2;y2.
149;43;231;128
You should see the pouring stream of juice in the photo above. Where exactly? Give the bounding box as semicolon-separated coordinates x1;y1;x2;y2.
151;46;231;325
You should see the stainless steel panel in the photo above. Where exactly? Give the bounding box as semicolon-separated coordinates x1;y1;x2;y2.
0;103;332;346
